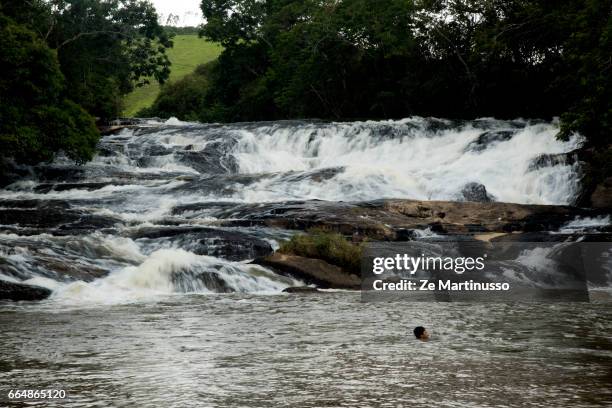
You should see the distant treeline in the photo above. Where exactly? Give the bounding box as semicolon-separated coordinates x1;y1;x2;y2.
0;0;171;170
144;0;610;149
163;26;200;36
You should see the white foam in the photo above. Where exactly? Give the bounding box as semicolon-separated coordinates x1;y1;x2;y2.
558;215;611;233
228;119;582;204
51;249;300;304
164;117;196;127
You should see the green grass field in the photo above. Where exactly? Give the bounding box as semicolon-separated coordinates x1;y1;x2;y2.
122;35;222;117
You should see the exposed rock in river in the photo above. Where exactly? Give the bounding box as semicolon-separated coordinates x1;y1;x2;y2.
255;253;360;289
0;199;122;236
213;199;604;239
130;226;273;261
460;182;493;202
0;280;51;301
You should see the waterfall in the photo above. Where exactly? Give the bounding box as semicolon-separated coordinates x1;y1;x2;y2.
0;117;589;301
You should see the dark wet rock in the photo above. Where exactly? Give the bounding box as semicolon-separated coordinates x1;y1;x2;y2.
0;200;122;234
143;144;172;156
55;214;122;235
173;142;238;174
0;205;81;229
255;253;360;289
460;182;493;202
279;167;344;183
171;201;255;217
136;156;159;167
465;130;515;152
169;174;267;197
528;152;578;171
282;286;320;293
130;226;212;239
172;270;235;293
0;199;71;210
109;170;186;182
131;226;273;261
216;199;605;239
132;146;172;165
488;232;598;242
36;259;109;282
34;182;121;193
96;143;123;157
0;280;52;301
32;166;87;182
0;240;110;282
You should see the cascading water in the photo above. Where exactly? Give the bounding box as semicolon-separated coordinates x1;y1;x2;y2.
228;118;583;204
0;117;592;302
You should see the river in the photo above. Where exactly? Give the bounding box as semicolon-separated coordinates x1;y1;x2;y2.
0;117;610;407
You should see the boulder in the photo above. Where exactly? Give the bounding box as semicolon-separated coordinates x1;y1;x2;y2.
0;280;52;301
255;253;360;289
465;130;515;152
460;182;493;202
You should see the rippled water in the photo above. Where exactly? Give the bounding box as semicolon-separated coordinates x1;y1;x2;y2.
1;294;611;407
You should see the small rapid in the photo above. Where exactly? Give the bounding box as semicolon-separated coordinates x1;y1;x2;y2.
0;117;589;301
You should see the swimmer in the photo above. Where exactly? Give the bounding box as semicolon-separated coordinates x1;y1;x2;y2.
413;326;430;341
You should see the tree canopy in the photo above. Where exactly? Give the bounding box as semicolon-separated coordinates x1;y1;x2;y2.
146;0;610;149
0;0;172;171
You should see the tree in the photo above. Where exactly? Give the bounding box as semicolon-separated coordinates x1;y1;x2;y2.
0;0;173;175
3;0;173;119
148;0;611;157
0;14;98;166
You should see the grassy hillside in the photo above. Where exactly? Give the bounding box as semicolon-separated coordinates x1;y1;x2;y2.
123;35;222;117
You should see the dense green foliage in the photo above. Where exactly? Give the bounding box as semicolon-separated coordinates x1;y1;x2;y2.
4;0;172;119
0;14;98;165
125;35;222;116
163;26;200;36
279;229;364;273
0;0;170;169
146;0;610;148
138;63;215;119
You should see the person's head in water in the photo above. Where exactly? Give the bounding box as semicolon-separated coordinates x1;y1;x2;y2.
413;326;429;341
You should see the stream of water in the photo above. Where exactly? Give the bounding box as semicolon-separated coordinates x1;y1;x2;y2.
1;117;610;407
